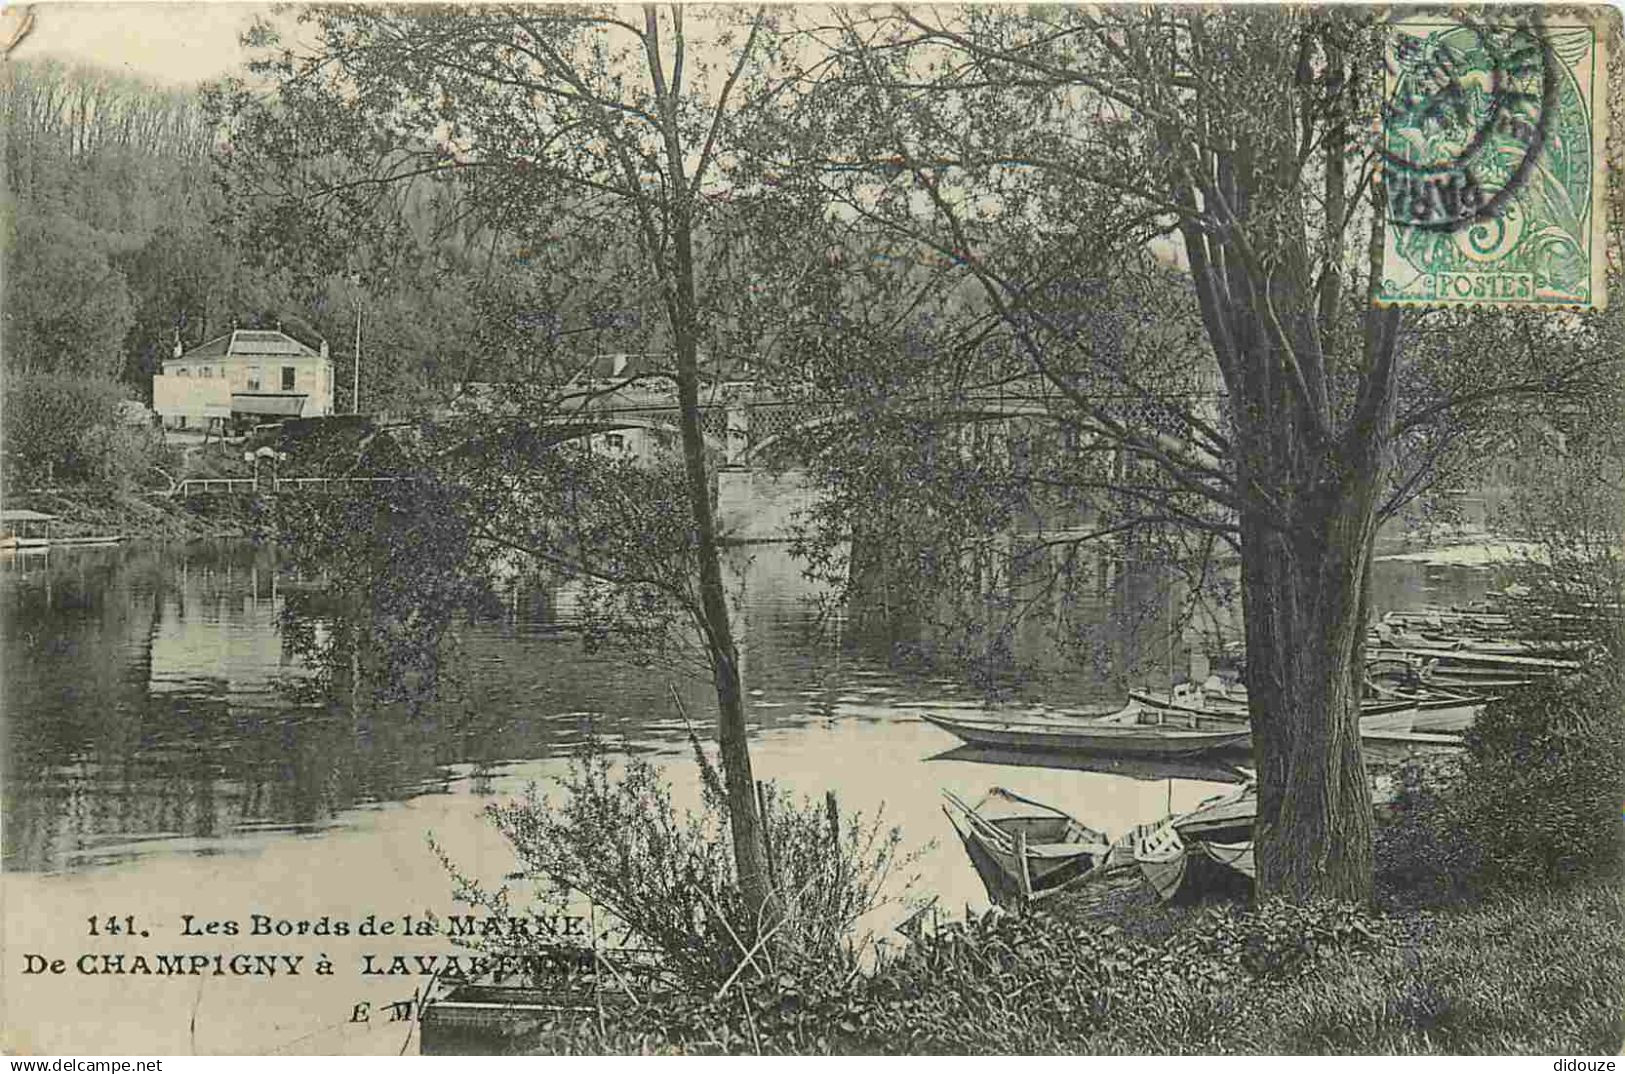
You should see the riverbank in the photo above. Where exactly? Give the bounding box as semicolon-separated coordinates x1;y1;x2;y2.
486;671;1624;1056
492;876;1622;1055
4;487;250;541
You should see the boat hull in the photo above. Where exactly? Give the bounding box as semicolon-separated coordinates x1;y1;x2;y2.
922;712;1251;758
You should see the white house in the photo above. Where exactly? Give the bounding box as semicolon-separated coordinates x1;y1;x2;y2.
152;329;336;433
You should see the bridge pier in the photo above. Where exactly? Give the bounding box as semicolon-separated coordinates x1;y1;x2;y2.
716;468;814;544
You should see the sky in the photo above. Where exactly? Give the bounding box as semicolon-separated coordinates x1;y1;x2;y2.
10;2;273;86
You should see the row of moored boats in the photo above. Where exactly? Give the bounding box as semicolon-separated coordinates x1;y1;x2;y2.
933;602;1596;909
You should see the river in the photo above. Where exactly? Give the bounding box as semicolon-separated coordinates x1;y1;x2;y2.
1;538;1500;1054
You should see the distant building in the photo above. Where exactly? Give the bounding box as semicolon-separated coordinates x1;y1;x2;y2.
152;329;336;434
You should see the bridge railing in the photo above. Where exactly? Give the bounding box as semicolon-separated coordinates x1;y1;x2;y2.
172;478;258;496
171;476;408;498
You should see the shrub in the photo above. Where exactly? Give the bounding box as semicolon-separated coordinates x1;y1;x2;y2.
442;736;922;995
1376;668;1625;904
1373;753;1481;907
519;896;1390;1054
1457;672;1625;888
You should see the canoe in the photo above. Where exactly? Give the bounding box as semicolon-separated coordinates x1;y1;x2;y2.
921;708;1251;758
942;787;1112;906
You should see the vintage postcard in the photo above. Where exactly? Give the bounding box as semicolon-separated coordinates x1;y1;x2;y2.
3;2;1621;1060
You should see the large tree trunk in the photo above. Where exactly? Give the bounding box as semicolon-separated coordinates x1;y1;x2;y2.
1196;146;1398;903
1239;473;1384;902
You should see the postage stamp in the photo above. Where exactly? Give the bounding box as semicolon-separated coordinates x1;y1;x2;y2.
1377;11;1609;309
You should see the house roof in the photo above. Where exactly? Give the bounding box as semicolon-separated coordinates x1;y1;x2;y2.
178;329;323;362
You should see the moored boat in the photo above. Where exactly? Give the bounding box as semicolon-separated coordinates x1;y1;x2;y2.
928;743;1250;785
942;787;1113;906
1367;644;1580;673
1170;781;1257;843
1127;687;1422;736
921;707;1251;758
1135;827;1257;902
1133;782;1258;901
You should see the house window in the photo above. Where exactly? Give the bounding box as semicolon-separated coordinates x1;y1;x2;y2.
201;366;212;378
177;416;187;429
282;366;296;391
605;434;625;451
177;367;190;377
247;368;261;391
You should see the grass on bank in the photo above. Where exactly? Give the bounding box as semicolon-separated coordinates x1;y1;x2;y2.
1247;883;1625;1055
489;880;1622;1055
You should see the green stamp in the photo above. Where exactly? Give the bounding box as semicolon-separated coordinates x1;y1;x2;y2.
1378;12;1608;309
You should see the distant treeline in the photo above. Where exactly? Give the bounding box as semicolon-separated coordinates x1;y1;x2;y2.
4;59;226;387
0;58;531;416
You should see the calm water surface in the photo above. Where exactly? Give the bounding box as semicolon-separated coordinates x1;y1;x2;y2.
1;539;1495;1054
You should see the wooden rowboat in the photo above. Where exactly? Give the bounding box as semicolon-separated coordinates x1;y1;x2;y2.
1127;688;1423;736
921;708;1251;758
1133;783;1258;902
1136;829;1256;902
942;787;1112;906
1054;783;1260;903
928;743;1250;785
1367;654;1529;695
1367;644;1580;673
1170;781;1257;843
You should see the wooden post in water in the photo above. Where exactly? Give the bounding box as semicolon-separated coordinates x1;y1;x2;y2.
825;790;842;900
755;780;777;884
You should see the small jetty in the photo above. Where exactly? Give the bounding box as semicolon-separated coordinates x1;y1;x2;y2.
1;509;127;551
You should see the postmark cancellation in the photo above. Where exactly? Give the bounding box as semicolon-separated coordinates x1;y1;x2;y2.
1378;10;1609;310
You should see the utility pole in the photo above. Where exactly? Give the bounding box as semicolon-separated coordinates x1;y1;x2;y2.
352;304;362;414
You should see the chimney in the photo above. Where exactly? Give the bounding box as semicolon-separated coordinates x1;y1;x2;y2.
172;329;183;360
320;339;329;359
